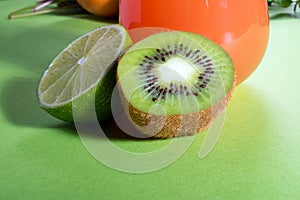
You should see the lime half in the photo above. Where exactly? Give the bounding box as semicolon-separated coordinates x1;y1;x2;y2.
38;24;132;122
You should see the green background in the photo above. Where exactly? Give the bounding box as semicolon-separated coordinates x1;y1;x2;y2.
1;1;300;199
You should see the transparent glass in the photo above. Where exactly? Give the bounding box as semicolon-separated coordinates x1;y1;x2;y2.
119;0;269;84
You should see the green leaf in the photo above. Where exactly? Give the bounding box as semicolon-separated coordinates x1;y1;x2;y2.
272;0;293;8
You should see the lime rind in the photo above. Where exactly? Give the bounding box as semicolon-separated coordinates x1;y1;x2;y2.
38;24;132;122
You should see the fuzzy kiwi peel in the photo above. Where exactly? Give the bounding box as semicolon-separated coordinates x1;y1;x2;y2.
117;31;235;138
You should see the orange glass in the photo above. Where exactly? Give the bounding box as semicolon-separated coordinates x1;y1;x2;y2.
119;0;269;84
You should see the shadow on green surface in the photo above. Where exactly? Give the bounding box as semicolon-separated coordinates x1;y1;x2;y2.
1;77;63;128
1;77;274;144
1;76;142;140
73;119;147;141
0;17;113;76
1;28;75;75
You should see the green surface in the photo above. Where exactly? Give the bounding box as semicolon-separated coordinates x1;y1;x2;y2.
1;1;300;199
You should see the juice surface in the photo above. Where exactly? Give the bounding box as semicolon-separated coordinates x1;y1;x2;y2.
119;0;269;83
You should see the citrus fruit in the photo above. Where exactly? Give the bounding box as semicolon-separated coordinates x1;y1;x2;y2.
77;0;118;17
38;24;132;122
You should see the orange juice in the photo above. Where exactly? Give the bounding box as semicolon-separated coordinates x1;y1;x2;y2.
119;0;269;84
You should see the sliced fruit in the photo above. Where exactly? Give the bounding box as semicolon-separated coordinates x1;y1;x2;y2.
38;24;132;122
117;31;235;138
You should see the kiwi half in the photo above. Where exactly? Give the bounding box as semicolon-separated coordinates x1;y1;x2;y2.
117;31;235;138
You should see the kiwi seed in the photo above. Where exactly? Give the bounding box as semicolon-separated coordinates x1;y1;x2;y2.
117;31;235;138
135;44;218;104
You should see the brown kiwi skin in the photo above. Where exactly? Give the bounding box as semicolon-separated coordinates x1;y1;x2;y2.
116;69;236;138
116;35;236;139
124;88;234;138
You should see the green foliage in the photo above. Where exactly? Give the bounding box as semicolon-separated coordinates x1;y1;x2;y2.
271;0;293;7
268;0;300;12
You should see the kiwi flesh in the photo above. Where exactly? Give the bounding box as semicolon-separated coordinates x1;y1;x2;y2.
117;31;235;138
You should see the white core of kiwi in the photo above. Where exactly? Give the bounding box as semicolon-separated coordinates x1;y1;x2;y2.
117;31;235;138
157;57;197;83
